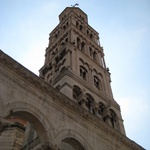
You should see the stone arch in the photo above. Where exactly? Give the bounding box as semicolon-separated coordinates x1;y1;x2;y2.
1;101;54;147
93;68;103;77
93;75;100;90
79;58;90;69
92;69;105;91
59;137;85;150
55;129;92;150
80;65;88;81
60;66;66;73
57;58;66;73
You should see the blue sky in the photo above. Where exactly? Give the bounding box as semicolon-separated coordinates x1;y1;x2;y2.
0;0;150;149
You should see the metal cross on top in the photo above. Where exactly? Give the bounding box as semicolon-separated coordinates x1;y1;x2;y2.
71;3;79;7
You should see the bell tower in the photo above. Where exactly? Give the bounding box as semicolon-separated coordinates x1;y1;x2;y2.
40;7;125;135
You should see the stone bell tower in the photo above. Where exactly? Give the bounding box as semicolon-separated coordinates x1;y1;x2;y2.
39;7;125;134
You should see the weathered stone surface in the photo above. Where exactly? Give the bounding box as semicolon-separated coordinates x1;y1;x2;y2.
0;50;144;150
0;125;24;150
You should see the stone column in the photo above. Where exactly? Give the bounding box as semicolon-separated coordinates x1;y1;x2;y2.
97;51;103;66
89;65;93;85
102;56;106;69
52;61;56;81
0;119;25;150
79;94;88;111
93;104;103;119
66;49;71;70
102;108;112;126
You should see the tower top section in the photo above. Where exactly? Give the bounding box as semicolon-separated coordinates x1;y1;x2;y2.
59;7;88;23
40;7;126;135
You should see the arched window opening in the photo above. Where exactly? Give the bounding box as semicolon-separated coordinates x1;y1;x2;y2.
63;25;66;30
81;42;85;51
109;109;117;129
93;51;97;61
65;38;68;43
52;50;55;55
73;85;82;102
80;66;87;81
89;47;93;57
85;93;94;112
77;37;81;49
80;25;83;31
76;21;79;27
87;30;89;35
60;49;67;60
90;34;93;39
98;102;106;117
59;138;85;150
93;76;100;90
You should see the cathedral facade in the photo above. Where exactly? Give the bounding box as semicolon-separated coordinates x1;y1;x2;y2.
0;7;144;150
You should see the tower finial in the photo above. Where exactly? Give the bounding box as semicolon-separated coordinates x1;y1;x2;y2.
71;3;79;7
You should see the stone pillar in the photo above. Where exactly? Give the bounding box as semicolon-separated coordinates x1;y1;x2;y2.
97;51;103;66
102;108;112;126
0;122;25;150
52;61;56;81
89;66;93;85
78;94;88;111
93;104;103;119
66;49;71;69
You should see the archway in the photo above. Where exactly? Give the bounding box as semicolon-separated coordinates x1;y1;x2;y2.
0;102;53;150
59;138;85;150
1;110;49;150
55;128;92;150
